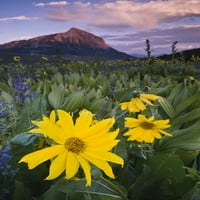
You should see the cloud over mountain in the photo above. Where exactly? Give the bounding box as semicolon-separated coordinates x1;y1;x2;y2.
45;0;200;29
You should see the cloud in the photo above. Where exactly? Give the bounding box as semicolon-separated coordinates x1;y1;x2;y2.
103;25;200;55
34;1;68;7
0;16;39;22
45;0;200;29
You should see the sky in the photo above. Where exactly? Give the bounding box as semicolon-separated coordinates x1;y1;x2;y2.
0;0;200;56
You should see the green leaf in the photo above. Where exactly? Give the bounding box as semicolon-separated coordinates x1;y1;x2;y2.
113;88;134;102
1;90;13;104
48;85;66;109
181;183;200;200
174;95;200;115
148;153;186;183
62;90;85;112
167;83;183;104
10;133;39;146
0;81;10;93
172;108;200;126
159;130;200;151
158;97;175;119
39;187;66;200
52;178;127;200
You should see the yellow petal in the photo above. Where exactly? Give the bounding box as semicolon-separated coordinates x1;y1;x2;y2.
46;151;67;180
123;127;142;136
75;110;93;137
140;96;153;105
150;130;162;139
82;153;115;179
50;110;56;123
84;151;124;167
30;116;66;144
86;139;119;152
29;126;65;144
66;152;80;179
140;94;160;101
154;120;171;128
137;114;148;121
84;129;119;150
125;118;140;128
143;132;154;143
128;101;141;112
147;116;155;122
159;130;172;136
133;98;146;111
56;110;75;138
119;102;129;110
19;145;65;169
81;118;115;140
76;155;91;186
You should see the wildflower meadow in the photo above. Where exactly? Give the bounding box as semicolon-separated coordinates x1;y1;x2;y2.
1;56;200;200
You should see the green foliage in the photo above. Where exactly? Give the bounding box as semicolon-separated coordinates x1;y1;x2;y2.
0;58;200;200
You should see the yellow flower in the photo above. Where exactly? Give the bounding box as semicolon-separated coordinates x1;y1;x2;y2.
19;109;123;186
41;56;48;61
13;56;21;62
43;71;48;76
188;76;195;81
124;114;171;143
120;93;161;113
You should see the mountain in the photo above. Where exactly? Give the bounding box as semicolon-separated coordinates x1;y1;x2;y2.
0;27;133;60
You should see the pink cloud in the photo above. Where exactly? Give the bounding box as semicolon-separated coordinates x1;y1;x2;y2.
0;16;39;22
34;1;68;7
45;0;200;29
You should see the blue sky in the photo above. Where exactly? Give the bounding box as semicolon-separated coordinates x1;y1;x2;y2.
0;0;200;55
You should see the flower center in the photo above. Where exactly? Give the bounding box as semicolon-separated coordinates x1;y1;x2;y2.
132;91;140;98
64;137;86;154
140;121;154;129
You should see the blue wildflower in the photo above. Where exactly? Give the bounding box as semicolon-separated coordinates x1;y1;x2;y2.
0;148;18;200
0;102;4;109
13;80;29;92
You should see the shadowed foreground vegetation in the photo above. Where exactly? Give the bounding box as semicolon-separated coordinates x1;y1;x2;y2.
1;57;200;200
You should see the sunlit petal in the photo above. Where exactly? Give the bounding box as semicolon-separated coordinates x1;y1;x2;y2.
66;152;80;179
19;145;64;169
56;110;75;138
77;155;91;186
84;151;124;166
46;151;67;180
83;154;115;179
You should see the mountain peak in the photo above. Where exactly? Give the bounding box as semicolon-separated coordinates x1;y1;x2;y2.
67;27;84;33
60;27;110;49
0;27;133;60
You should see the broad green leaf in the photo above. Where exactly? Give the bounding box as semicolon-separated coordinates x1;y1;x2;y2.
172;108;200;126
48;85;66;109
158;97;175;119
0;82;10;93
63;90;85;112
181;183;200;200
159;130;200;151
174;95;200;116
10;133;39;146
167;83;183;104
53;178;127;200
148;153;186;183
113;88;135;102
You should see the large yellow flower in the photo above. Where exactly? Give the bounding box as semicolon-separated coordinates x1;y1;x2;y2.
19;109;124;186
124;114;171;143
120;93;160;113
